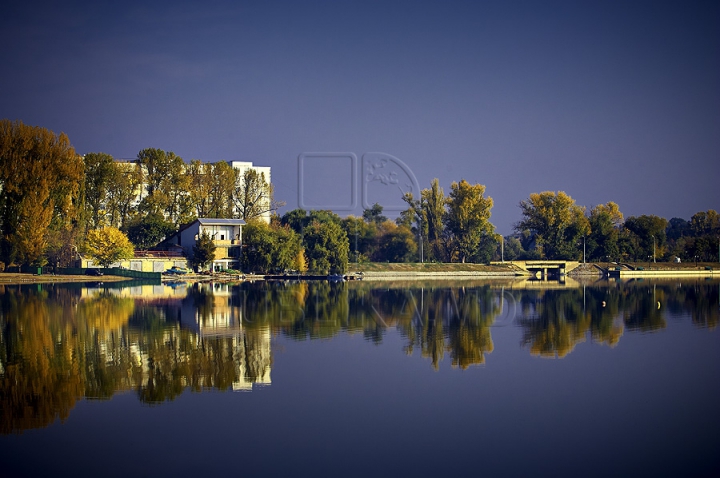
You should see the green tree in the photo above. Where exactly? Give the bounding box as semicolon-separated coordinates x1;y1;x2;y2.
690;210;719;237
623;215;668;261
515;191;590;260
400;178;448;262
191;232;216;271
501;235;524;261
242;221;303;273
444;180;495;263
666;217;690;242
341;216;378;262
85;227;135;267
124;213;176;250
587;202;623;261
303;220;349;274
307;209;342;226
362;203;388;225
281;208;309;234
423;178;447;261
376;223;417;262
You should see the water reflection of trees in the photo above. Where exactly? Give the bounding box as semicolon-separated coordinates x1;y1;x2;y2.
517;280;718;358
239;283;503;370
1;279;717;433
0;284;271;433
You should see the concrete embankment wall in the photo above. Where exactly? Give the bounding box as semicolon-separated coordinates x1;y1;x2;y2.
610;269;717;278
358;271;519;281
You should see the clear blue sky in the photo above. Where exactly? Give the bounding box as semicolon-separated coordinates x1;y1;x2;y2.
2;0;718;233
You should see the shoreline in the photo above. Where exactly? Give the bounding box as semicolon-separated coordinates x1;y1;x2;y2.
0;261;717;285
0;273;132;284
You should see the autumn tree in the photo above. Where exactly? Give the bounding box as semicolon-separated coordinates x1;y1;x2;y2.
0;119;83;266
207;161;236;218
444;180;495;263
137;148;191;224
14;179;53;265
515;191;590;260
105;161;142;229
83;152;116;228
187;160;213;218
233;168;284;222
85;227;135;267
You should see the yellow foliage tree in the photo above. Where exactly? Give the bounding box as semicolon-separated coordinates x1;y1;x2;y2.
85;227;134;267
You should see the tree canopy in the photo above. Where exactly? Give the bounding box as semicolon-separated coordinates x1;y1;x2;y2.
303;220;349;274
191;232;216;271
0;120;84;266
85;227;135;267
515;191;589;260
445;180;495;263
242;221;304;273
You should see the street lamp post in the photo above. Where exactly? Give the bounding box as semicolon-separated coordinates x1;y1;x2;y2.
583;235;586;264
652;234;656;263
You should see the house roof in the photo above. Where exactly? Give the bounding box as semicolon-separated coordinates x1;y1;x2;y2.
197;218;246;226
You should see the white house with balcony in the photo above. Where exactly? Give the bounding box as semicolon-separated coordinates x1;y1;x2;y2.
163;218;246;271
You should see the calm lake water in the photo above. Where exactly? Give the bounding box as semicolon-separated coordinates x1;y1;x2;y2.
1;278;718;478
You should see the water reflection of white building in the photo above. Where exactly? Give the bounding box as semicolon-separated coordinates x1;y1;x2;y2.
78;282;271;392
231;328;272;391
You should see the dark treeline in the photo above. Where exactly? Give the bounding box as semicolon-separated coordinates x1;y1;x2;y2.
1;119;716;270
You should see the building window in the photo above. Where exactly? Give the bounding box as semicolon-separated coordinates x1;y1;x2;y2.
221;234;225;240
